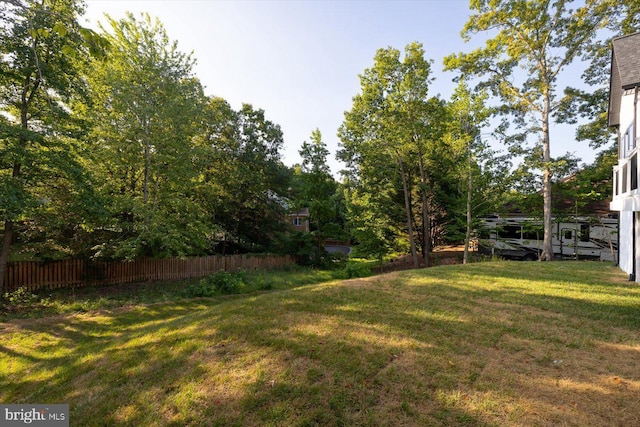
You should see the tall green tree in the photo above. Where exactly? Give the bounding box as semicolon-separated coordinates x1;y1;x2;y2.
300;129;331;176
342;175;404;261
340;44;421;266
296;129;340;238
83;13;207;258
339;42;455;266
415;96;457;262
444;0;612;261
447;81;497;264
195;98;290;254
192;96;239;253
0;0;97;292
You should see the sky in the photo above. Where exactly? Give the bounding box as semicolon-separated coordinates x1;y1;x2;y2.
82;0;606;176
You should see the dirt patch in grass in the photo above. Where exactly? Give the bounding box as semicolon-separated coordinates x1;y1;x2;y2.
469;333;640;426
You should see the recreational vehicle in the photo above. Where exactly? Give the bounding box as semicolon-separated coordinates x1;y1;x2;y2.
477;216;618;261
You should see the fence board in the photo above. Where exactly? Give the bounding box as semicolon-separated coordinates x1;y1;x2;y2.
3;254;295;293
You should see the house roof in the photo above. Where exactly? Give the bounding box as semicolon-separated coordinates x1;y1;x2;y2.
288;207;309;217
608;32;640;127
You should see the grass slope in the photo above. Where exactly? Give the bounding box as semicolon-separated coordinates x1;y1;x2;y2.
2;261;640;426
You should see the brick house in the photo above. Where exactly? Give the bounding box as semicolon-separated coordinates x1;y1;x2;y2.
288;208;310;233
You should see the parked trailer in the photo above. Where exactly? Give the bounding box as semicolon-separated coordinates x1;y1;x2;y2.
477;216;618;261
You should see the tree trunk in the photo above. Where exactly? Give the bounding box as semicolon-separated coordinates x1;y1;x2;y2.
421;191;430;267
1;71;38;293
396;153;419;268
417;150;430;268
0;162;22;294
464;150;473;264
541;99;553;261
152;157;161;215
0;220;14;294
144;142;150;205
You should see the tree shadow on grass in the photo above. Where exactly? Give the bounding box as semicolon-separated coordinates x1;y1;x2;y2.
2;264;640;425
1;302;221;423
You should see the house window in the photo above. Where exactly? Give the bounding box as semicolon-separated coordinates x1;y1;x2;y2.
623;163;628;193
293;217;303;226
632;153;638;191
622;123;635;158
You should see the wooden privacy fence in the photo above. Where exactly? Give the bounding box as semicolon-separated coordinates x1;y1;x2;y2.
3;254;296;293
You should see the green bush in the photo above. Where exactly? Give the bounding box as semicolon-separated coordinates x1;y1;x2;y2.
343;261;371;279
185;271;244;297
2;287;39;306
252;274;272;291
278;231;345;269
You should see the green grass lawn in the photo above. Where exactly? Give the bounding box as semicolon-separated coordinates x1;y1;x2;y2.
0;263;374;320
2;261;640;426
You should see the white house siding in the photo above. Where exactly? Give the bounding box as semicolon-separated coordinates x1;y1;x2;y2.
609;87;639;280
620;93;636;130
609;33;640;282
617;211;634;278
612;91;639;281
636;212;640;281
619;92;638;159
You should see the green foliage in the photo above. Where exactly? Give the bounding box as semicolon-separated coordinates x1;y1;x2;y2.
275;231;341;269
502;147;615;218
0;0;633;277
339;42;462;260
184;269;279;298
443;0;614;260
342;259;372;279
186;271;243;297
1;6;301;264
345;182;405;259
292;129;346;241
194;99;291;254
80;13;209;259
0;286;56;318
0;262;376;320
552;148;615;216
2;287;38;306
557;1;639;149
445;81;513;249
0;0;103;292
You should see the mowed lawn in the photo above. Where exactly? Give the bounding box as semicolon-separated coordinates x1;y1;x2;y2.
2;261;640;426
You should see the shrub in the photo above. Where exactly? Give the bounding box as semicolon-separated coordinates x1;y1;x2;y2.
252;274;272;291
185;271;244;297
2;287;39;306
343;262;371;279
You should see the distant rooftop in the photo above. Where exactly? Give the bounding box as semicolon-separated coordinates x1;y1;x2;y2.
288;208;309;216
